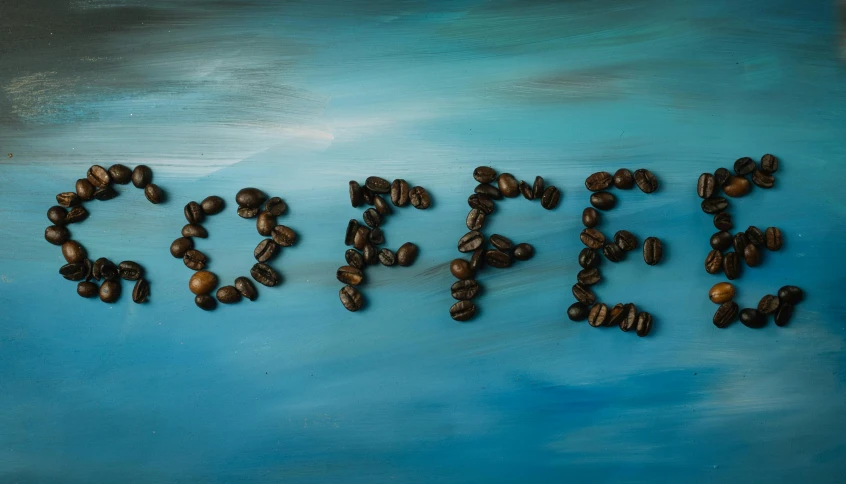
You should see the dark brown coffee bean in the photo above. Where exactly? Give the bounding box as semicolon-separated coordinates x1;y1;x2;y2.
485;249;512;268
47;206;67;225
697;173;716;199
518;180;533;200
271;225;296;247
373;195;392;215
452;279;480;300
378;248;396;266
349;180;363;207
132;279;150;303
466;208;485;231
774;303;794;327
579;248;600;269
733;232;749;254
642;237;662;265
513;243;534;261
365;176;390;193
572;283;596;306
339;285;364;312
93;258;117;281
93;186;118;201
607;303;627;327
170;237;193;258
236;187;267;208
585;171;613;192
56;192;80;207
195;294;216;311
765;227;783;251
65;206;88;224
216;285;241;304
409;186;431;209
345;219;359;246
458;231;484;253
613;169;634;189
714;213;733;231
590;192;616;210
751;170;774;189
62;240;87;264
60;260;91;281
778;285;804;304
497;173;519;198
468;194;495;214
254;239;277;262
363;243;378;265
620;304;637;332
118;261;143;281
614;230;637;251
568;302;589;321
189;270;218;295
77;281;98;298
396;242;419;266
369;227;385;245
582;207;600;228
76;178;96;201
86;164;111;187
714;167;730;186
251;263;280;287
469;247;485;272
701;197;728;214
744;226;764;247
532;176;545;199
183;250;207;271
99;280;121;303
363;208;381;228
45;225;70;245
739;308;766;328
710;231;732;251
234;276;257;301
144;184;163;204
734;157;756;176
450;300;476;322
713;301;738;328
264;197;287;216
760;154;779;174
634;169;658;193
184;201;205;224
108;164;132;184
723;251;741;280
390;179;410;206
603;243;625;262
182;224;208;238
577;268;601;285
361;186;374;205
758;294;779;315
131;165;153;188
450;259;474;279
580;228;605;249
353;225;370;250
743;244;761;267
475;183;502;200
473;166;497;184
587;303;608;327
345;249;364;269
201;195;225;215
705;250;723;274
540;186;561;210
490;234;513;252
635;312;653;336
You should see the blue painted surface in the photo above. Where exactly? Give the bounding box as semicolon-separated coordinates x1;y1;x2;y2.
1;0;846;482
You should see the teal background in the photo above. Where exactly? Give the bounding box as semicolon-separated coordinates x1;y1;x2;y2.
1;0;845;482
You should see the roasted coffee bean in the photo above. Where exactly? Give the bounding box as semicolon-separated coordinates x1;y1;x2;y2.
450;300;476;322
582;207;600;228
466;208;486;231
361;186;374;205
497;173;519;198
635;312;653;336
468;194;495;214
345;249;365;269
697;173;716;199
189;270;218;295
369;227;385;245
363;208;381;228
475;183;502;200
451;279;480;300
182;224;208;238
349;180;363;207
236;187;267;208
339;285;364;312
271;225;296;247
184;201;205;224
620;304;637;332
458;231;484;253
734;157;756;176
705;249;723;274
144;183;164;204
760;153;779;174
585;171;613;192
774;303;794;327
132;279;150;303
264;197;287;216
183;250;208;271
108;164;132;184
62;240;87;264
733;232;749;254
469;247;485;272
513;243;534;261
254;239;277;262
608;304;627;327
634;169;658;193
745;226;765;246
118;261;143;281
540;186;560;210
713;301;739;328
75;178;96;201
714;167;731;186
93;258;117;281
722;176;750;197
234;276;257;301
99;280;121;303
473;166;497;184
390;179;410;206
93;186;118;201
345;219;359;246
170;237;194;258
396;242;419;266
353;225;370;250
739;308;766;329
77;281;98;298
765;227;783;251
710;231;732;251
751;170;774;189
701;197;728;214
567;302;589;321
216;285;241;304
251;263;281;287
642;237;663;265
577;268;601;285
373;195;392;215
590;192;616;210
56;192;80;207
45;225;70;245
613;169;634;189
378;248;396;266
572;283;596;306
65;206;88;224
485;249;512;268
409;186;431;209
757;294;779;315
587;303;608;327
743;243;761;267
709;282;735;303
195;294;216;311
579;248;601;269
86;164;111;187
490;234;513;252
714;212;733;231
60;261;91;281
131;165;153;188
723;251;741;280
450;259;474;280
521;180;536;200
363;243;378;265
200;195;225;215
580;228;605;249
614;230;637;251
603;243;625;262
47;206;67;225
777;285;804;304
532;176;545;199
365;176;391;193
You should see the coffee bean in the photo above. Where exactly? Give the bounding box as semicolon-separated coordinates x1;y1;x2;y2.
76;178;96;201
144;183;164;204
108;164;132;184
254;239;277;262
468;194;495;214
577;268;601;285
760;154;779;174
353;225;370;250
733;232;749;254
567;302;589;321
722;176;750;197
585;171;613;192
56;192;80;207
579;248;601;269
77;281;98;298
497;173;519;198
608;303;627;327
373;195;392;215
642;237;663;266
734;157;756;176
580;228;605;249
743;244;761;267
182;224;208;238
590;192;616;210
118;261;143;281
369;227;385;245
378;248;396;266
189;270;218;295
201;195;225;215
452;279;480;300
450;259;474;279
473;166;497;184
345;219;359;246
572;283;596;305
65;206;88;224
469;247;485;272
758;294;779;315
485;249;512;268
458;230;484;253
705;249;723;274
234;276;258;301
777;285;803;304
745;226;765;247
86;164;111;187
714;167;731;187
251;263;281;287
183;249;208;271
613;169;634;189
361;186;374;205
93;258;117;281
62;240;87;264
603;243;625;262
271;225;296;247
409;186;431;209
614;230;637;251
340;285;364;312
587;303;608;327
765;227;782;251
47;206;67;225
195;294;216;311
60;261;91;281
710;231;732;251
450;300;476;321
396;242;419;266
390;179;410;206
216;285;241;304
635;312;653;336
751;170;774;189
475;183;502;200
170;237;194;258
365;176;390;193
774;303;794;327
132;279;150;303
701;197;728;214
713;301;739;328
349;181;363;207
94;186;118;201
184;201;205;224
513;243;534;261
532;176;545;199
490;234;513;252
466;208;486;231
709;282;735;303
363;208;381;228
723;252;741;280
634;169;658;193
264;197;287;216
739;308;766;328
582;207;600;228
714;213;733;231
519;180;534;200
697;173;716;199
363;244;378;265
540;186;560;210
345;249;364;269
99;280;121;303
620;304;637;332
131;165;153;188
45;225;70;245
236;187;267;208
